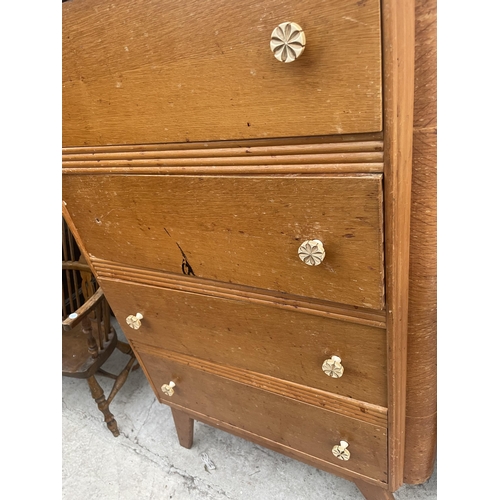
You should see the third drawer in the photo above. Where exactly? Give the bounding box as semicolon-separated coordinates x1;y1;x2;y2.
101;277;387;407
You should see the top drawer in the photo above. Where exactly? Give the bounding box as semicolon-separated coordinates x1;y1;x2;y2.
62;0;382;146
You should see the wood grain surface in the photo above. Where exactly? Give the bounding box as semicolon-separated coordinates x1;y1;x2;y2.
381;0;415;491
62;0;382;146
137;348;389;482
403;0;437;484
100;277;388;407
62;174;385;309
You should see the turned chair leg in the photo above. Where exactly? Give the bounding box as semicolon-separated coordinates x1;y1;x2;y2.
107;357;137;406
87;375;119;437
171;408;194;449
354;480;395;500
116;340;133;356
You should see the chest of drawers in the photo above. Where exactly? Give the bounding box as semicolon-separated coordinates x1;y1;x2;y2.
62;0;437;498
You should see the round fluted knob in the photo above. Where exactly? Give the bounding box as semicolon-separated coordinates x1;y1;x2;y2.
322;356;344;378
126;312;143;330
332;440;350;461
270;22;306;63
298;239;325;266
161;381;176;397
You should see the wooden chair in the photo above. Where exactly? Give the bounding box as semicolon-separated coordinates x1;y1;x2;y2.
62;218;137;436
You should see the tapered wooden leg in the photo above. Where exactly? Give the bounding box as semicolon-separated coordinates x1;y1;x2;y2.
354;480;395;500
171;408;194;449
87;375;119;437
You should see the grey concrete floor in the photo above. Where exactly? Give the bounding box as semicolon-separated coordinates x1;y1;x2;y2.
62;319;437;500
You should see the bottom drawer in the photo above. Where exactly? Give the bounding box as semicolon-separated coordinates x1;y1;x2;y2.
136;344;388;482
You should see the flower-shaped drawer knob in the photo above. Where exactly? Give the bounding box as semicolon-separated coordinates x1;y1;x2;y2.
270;22;306;63
322;355;344;378
161;381;176;397
298;239;325;266
126;312;143;330
332;440;350;461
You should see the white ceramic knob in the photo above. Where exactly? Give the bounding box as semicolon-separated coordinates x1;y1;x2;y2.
332;440;350;461
322;356;344;378
270;22;306;63
126;313;143;330
298;239;325;266
161;381;176;397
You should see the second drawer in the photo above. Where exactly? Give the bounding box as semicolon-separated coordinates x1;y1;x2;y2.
101;278;387;406
63;174;385;309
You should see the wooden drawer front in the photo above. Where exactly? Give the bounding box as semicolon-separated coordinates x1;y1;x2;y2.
62;0;382;146
100;278;387;406
137;347;388;482
63;174;384;309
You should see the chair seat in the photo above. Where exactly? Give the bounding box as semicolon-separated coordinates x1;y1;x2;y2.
62;322;117;379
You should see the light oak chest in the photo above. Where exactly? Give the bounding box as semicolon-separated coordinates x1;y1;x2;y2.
62;1;436;498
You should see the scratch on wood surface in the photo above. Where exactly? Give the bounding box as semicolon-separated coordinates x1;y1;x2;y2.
100;208;116;219
342;16;368;26
176;242;195;276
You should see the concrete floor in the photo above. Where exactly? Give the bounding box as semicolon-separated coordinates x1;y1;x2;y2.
62;319;437;500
